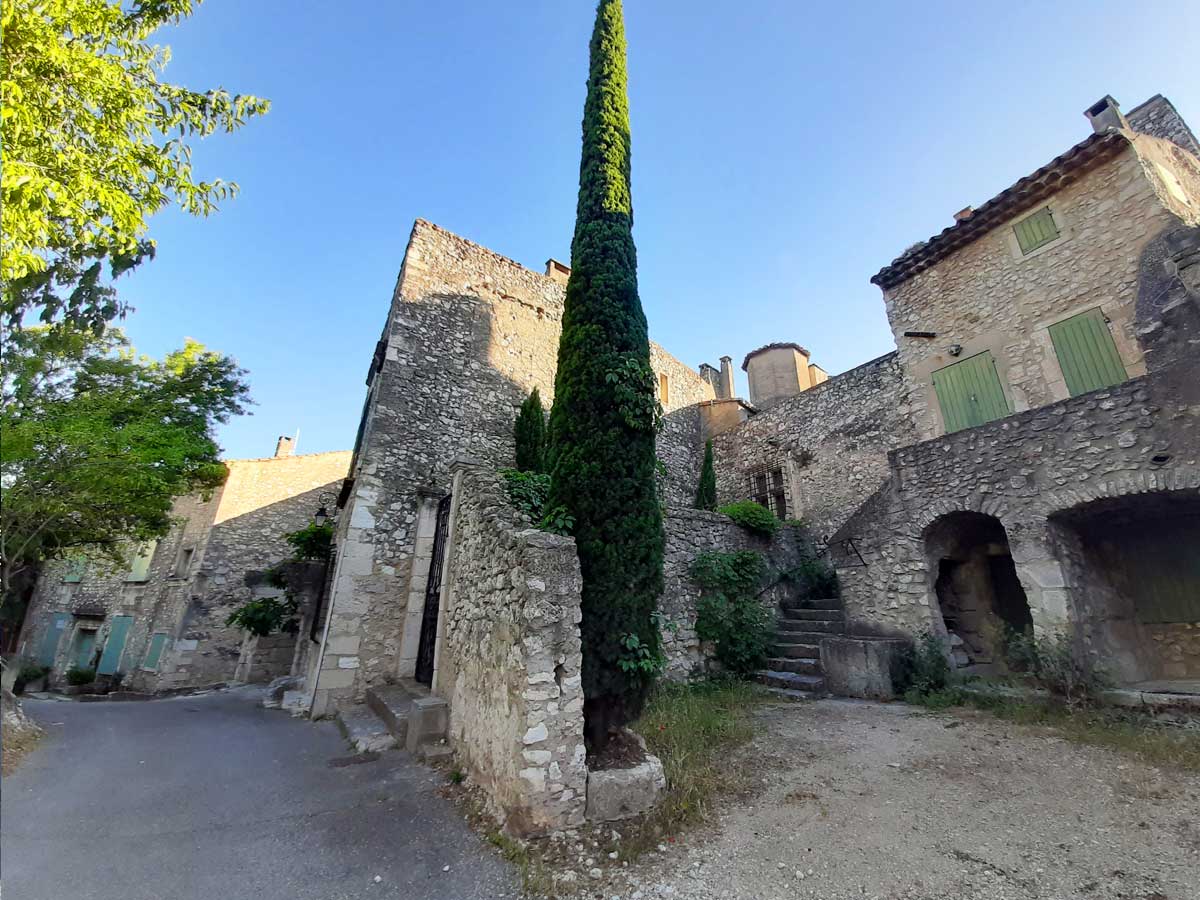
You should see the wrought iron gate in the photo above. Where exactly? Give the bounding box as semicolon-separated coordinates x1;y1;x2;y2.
414;494;452;685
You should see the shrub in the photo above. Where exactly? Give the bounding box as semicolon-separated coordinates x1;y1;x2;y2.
284;521;334;561
513;388;547;473
694;440;717;510
226;596;299;637
65;667;96;686
1004;628;1110;706
13;660;49;693
895;631;952;700
718;500;779;536
785;556;839;599
498;469;574;536
691;551;773;676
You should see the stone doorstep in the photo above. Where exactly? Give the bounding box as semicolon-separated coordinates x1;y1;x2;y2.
765;656;822;676
773;642;822;660
756;670;826;694
335;705;396;754
365;685;415;743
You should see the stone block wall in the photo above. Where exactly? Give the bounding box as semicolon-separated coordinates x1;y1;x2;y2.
710;352;916;539
313;220;717;712
1128;94;1200;156
660;509;807;677
436;462;587;834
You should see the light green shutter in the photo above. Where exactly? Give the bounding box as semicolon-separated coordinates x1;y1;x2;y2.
126;541;157;582
1014;207;1059;254
1048;308;1128;397
932;351;1011;433
97;615;133;675
142;633;169;671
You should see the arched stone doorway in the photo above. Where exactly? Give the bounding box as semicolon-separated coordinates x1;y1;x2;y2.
924;512;1033;669
1050;490;1200;686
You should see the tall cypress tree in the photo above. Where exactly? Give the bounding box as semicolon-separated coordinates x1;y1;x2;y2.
514;387;547;473
547;0;663;750
695;440;717;510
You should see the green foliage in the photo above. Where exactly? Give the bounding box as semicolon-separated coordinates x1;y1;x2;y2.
784;556;840;599
0;326;250;601
691;551;772;676
13;659;49;692
895;631;952;700
718;500;779;536
544;0;663;745
225;596;299;638
284;522;334;561
694;440;717;510
513;388;547;473
498;469;575;536
1003;628;1111;706
65;666;96;686
616;632;666;677
1;0;269;329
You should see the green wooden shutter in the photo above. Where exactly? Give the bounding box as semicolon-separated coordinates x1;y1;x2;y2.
74;630;97;670
932;351;1011;433
142;633;169;671
1014;207;1059;254
97;615;133;675
38;613;70;668
1048;308;1128;397
126;541;157;582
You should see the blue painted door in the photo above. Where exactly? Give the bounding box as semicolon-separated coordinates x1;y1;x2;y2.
38;613;70;668
97;616;133;675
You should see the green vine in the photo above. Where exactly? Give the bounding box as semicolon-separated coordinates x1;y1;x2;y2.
499;468;575;536
690;550;773;676
604;356;663;433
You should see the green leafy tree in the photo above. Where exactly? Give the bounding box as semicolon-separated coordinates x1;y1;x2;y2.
546;0;663;749
694;439;717;510
513;387;547;473
1;0;269;327
0;325;250;601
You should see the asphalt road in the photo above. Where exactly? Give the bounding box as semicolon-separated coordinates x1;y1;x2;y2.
2;687;518;900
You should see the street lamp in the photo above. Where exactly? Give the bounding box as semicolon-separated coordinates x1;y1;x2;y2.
314;491;337;527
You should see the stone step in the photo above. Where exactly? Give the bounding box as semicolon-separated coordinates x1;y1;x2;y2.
777;630;840;645
756;670;825;693
783;597;842;611
765;657;822;676
773;642;821;660
761;686;818;702
777;618;845;634
336;704;396;753
780;607;845;622
366;685;414;743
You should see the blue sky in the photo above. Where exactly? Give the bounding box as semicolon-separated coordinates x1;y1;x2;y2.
118;0;1199;460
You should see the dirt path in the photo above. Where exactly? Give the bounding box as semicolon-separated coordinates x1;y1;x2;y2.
610;699;1199;900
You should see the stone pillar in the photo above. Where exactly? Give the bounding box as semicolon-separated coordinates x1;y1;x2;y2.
718;356;735;400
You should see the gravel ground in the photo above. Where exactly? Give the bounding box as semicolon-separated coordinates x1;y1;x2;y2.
598;699;1200;900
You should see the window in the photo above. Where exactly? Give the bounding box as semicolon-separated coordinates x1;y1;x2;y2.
125;541;158;582
1048;308;1128;397
173;547;194;578
748;465;787;520
659;372;669;406
62;557;86;583
142;633;169;672
931;351;1011;433
1013;207;1059;255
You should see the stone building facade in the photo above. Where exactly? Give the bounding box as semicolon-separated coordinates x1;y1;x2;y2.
19;442;350;693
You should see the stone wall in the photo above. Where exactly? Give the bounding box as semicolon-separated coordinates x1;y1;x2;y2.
436;462;587;834
1128;94;1200;156
659;509;807;677
882;139;1197;443
312;220;716;713
657;405;704;507
710;352;916;539
831;360;1200;681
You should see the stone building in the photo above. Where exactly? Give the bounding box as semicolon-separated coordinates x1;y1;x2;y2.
18;441;351;693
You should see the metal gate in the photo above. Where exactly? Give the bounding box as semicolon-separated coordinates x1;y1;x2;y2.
414;494;452;685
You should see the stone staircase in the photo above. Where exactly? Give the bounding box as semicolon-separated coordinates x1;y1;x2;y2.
335;678;450;760
757;597;845;698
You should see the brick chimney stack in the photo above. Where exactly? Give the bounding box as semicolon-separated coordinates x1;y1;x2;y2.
274;435;295;459
545;259;571;285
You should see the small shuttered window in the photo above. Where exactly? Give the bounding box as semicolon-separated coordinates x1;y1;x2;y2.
1013;207;1060;255
931;351;1011;434
125;541;157;582
142;633;169;671
1048;308;1128;397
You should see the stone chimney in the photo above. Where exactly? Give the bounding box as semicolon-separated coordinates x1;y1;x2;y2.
1085;95;1129;133
953;206;974;223
545;259;571;285
274;435;295;459
718;356;735;400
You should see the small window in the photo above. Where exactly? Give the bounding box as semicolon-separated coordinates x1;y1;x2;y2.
62;557;86;584
142;633;169;672
1048;308;1128;396
1013;207;1060;255
125;541;157;583
659;373;670;406
747;465;787;520
174;547;194;578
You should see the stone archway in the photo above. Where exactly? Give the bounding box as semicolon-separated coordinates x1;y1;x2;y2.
924;511;1033;669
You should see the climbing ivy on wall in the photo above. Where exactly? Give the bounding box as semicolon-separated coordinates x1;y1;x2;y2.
545;0;664;750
